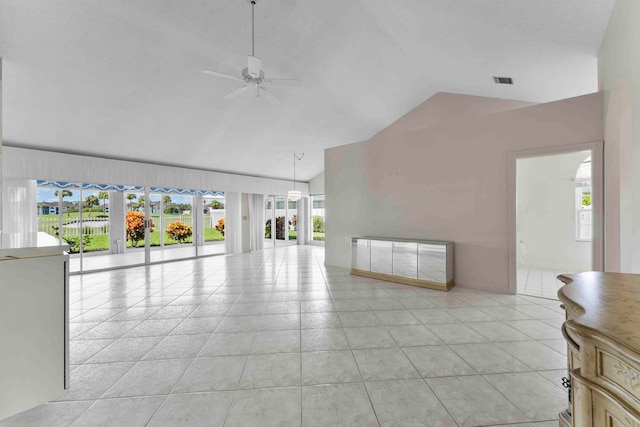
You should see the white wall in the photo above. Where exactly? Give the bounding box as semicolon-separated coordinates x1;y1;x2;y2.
516;152;592;271
2;147;309;197
308;171;325;195
0;59;4;242
325;92;603;293
598;0;639;273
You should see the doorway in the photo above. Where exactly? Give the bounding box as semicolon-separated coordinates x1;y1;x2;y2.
509;143;603;299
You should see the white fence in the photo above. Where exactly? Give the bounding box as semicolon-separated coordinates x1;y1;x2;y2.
38;213;223;237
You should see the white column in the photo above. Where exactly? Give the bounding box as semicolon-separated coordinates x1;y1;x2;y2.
109;191;126;254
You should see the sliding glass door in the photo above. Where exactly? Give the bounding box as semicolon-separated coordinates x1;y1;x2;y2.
36;181;227;272
265;196;274;247
264;195;297;248
310;195;325;244
150;189;196;263
201;192;225;256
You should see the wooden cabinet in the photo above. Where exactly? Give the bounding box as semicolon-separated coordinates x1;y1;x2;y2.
558;273;640;426
593;389;640;427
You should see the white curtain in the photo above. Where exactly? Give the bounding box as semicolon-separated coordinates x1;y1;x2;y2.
297;197;308;245
224;192;243;255
248;194;265;252
2;178;38;248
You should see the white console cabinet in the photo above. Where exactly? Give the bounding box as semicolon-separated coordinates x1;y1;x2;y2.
0;234;69;420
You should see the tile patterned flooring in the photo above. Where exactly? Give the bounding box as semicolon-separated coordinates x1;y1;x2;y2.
69;242;226;273
2;246;568;427
517;266;574;300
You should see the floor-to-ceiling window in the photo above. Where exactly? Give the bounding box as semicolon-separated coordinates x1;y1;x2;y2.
149;188;196;263
274;196;287;244
310;194;325;244
288;198;298;243
264;195;297;248
265;196;274;246
36;181;226;272
200;191;225;256
103;187;147;270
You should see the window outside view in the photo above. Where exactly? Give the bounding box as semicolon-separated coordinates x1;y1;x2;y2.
37;181;224;253
575;157;592;241
311;194;325;242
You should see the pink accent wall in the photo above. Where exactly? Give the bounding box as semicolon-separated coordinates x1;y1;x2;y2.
598;0;639;273
325;92;603;293
603;78;633;272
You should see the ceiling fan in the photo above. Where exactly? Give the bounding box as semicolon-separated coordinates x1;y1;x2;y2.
202;0;299;104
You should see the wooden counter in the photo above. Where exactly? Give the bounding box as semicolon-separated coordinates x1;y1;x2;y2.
557;272;640;427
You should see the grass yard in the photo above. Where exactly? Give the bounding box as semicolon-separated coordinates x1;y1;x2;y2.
61;228;224;252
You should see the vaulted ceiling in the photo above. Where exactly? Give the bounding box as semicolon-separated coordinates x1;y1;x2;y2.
0;0;615;181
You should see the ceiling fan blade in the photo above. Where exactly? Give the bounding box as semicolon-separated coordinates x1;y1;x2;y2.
265;78;300;87
258;86;279;104
202;69;243;81
224;86;249;99
247;56;262;77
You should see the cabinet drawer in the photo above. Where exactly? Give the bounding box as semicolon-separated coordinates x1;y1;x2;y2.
598;350;640;402
593;388;640;427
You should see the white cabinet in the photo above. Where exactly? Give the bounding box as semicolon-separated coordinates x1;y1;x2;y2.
0;244;69;420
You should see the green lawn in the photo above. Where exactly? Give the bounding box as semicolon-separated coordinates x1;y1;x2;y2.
39;212;322;249
39;213;223;252
59;228;224;253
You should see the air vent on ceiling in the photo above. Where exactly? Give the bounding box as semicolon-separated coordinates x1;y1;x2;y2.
493;76;514;85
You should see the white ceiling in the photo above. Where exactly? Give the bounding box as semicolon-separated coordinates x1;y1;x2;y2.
0;0;615;182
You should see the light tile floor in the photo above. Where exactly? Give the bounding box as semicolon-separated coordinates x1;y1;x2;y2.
69;242;225;273
2;246;568;427
71;240;295;273
517;266;575;300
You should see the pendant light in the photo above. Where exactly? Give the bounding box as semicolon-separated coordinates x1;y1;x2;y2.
288;153;304;200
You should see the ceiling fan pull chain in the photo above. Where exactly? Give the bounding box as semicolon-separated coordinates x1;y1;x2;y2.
251;0;256;57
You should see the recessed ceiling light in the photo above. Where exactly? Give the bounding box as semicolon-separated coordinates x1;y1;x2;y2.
493;76;514;85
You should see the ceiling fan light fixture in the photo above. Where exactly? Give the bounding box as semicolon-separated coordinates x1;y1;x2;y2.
201;0;299;102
